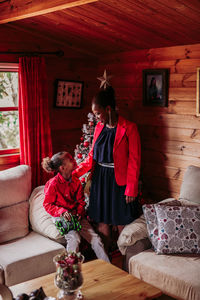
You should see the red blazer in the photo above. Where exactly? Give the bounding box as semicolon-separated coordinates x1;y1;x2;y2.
73;116;141;197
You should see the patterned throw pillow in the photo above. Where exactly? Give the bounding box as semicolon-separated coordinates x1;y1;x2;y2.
143;200;181;250
155;205;200;254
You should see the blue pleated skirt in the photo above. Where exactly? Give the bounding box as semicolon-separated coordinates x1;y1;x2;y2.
88;163;140;225
88;125;140;225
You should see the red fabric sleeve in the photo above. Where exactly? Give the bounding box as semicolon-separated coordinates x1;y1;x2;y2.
74;180;86;217
125;123;141;197
43;183;67;217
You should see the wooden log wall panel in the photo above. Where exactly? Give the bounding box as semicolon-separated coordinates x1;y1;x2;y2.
100;44;200;64
142;150;200;170
142;139;200;158
132;112;200;129
139;125;200;144
46;56;98;154
98;42;200;202
142;163;185;182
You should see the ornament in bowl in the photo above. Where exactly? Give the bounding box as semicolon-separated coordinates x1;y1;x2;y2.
53;251;84;300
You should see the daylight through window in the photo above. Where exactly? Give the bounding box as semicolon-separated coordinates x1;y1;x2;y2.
0;63;19;153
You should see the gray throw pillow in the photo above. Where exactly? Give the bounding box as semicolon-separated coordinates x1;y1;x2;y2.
143;199;181;251
155;205;200;254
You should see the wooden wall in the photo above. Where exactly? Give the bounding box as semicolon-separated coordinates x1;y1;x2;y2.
46;56;98;155
97;43;200;202
1;42;200;204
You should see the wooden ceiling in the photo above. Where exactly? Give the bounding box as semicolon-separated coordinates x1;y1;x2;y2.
1;0;200;58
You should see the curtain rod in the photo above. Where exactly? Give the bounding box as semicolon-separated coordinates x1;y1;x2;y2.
0;50;64;57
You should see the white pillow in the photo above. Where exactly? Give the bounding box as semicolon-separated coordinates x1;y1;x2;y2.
29;186;65;244
117;215;148;255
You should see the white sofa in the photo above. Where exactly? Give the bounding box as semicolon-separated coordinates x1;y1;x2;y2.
117;165;200;300
0;165;65;286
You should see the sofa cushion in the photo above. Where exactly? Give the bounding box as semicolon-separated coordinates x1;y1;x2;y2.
0;165;31;208
179;165;200;205
0;231;65;286
142;199;181;250
155;205;200;254
29;186;65;244
0;201;29;243
0;165;31;243
129;249;200;300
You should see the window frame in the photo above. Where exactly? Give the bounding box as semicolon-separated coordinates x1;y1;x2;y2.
0;62;19;155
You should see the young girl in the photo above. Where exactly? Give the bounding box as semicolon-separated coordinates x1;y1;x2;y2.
42;151;110;262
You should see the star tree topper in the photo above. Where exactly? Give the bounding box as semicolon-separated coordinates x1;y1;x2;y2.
97;70;112;89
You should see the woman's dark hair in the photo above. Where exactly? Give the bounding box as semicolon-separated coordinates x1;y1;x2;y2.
42;151;76;174
92;86;116;109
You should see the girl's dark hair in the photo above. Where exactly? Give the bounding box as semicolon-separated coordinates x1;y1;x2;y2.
42;151;76;174
92;86;116;109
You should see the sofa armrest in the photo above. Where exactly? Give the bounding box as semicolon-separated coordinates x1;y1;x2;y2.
117;215;148;255
123;238;152;272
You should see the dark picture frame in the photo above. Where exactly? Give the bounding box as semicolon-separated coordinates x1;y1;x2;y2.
196;67;200;116
55;79;84;108
143;69;169;107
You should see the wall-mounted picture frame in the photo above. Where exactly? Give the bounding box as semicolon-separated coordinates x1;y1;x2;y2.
196;67;200;116
143;69;169;107
55;79;84;108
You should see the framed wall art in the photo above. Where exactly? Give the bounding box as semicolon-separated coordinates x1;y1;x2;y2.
55;80;84;108
196;67;200;116
143;69;169;107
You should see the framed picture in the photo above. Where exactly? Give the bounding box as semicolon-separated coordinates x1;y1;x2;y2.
143;69;169;107
55;80;83;108
196;68;200;116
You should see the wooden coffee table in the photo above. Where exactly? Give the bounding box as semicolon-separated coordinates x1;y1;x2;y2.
10;259;162;300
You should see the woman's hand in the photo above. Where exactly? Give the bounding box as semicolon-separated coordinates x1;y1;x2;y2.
62;211;71;221
76;214;81;221
126;196;135;203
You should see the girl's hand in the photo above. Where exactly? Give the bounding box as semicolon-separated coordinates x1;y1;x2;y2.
62;211;71;221
126;196;135;203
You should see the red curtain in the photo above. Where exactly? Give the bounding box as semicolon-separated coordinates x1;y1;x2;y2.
18;56;53;189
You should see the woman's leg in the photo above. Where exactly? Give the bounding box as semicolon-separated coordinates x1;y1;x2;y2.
117;225;125;235
80;219;110;262
98;222;110;254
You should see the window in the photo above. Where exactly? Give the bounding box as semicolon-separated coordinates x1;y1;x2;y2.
0;63;19;154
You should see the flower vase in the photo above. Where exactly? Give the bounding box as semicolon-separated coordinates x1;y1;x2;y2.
53;251;84;300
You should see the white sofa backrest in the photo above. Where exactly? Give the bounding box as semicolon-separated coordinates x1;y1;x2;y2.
0;165;31;243
0;165;31;208
179;165;200;205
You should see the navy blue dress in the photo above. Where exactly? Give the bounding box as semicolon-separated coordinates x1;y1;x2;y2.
88;126;139;225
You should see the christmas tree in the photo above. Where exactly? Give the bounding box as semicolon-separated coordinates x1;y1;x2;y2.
74;112;98;207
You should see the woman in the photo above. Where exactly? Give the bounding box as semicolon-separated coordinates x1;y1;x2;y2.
73;86;141;249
